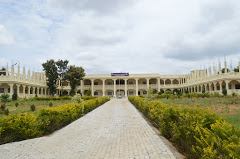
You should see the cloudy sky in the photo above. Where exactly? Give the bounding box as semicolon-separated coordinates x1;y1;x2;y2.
0;0;240;75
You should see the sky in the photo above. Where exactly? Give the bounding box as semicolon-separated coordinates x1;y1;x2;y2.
0;0;240;75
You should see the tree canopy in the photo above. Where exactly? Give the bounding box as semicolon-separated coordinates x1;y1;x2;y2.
64;65;85;96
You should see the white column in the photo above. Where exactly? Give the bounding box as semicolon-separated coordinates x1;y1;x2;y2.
28;86;31;95
9;83;14;97
102;79;105;97
225;80;230;91
200;85;203;93
80;80;83;95
23;85;26;98
33;87;36;96
164;79;166;85
16;84;20;95
41;88;43;97
219;81;223;94
136;78;139;96
91;79;94;96
45;88;47;97
113;79;116;98
125;79;128;97
204;84;207;93
37;87;39;96
209;83;212;93
146;78;150;89
157;78;160;93
197;86;199;93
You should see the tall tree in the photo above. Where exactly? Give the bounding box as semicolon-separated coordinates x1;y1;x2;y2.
64;65;85;96
42;60;58;96
56;60;69;96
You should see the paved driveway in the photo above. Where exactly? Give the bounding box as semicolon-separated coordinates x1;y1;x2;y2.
0;99;179;159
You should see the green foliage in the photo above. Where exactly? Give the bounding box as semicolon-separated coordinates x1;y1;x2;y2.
221;68;230;73
234;66;239;72
12;92;18;101
222;89;227;96
42;59;59;96
0;109;3;114
72;94;84;103
128;96;240;158
4;109;9;115
33;96;71;101
0;97;110;144
0;94;10;104
30;104;36;112
55;59;69;78
86;88;92;96
232;92;237;97
49;102;53;107
165;90;173;95
145;88;154;102
15;102;19;107
64;65;85;96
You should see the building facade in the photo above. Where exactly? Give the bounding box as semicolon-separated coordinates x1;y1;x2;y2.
0;61;240;98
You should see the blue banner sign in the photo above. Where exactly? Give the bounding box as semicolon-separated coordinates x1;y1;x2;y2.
111;73;129;76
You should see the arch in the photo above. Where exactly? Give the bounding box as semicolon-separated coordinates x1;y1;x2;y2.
172;79;179;84
160;79;164;85
149;78;157;84
127;89;136;96
165;79;171;85
105;90;114;97
159;89;164;94
84;79;91;85
153;89;158;94
229;80;240;90
116;79;125;85
62;80;68;86
94;79;103;85
139;78;147;85
127;79;136;85
116;89;125;97
173;89;179;94
105;79;114;85
138;89;147;95
62;90;68;96
94;90;103;96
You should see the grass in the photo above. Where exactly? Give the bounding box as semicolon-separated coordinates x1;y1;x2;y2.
157;96;240;127
0;99;72;117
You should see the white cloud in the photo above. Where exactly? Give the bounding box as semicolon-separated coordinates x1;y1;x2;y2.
0;25;14;46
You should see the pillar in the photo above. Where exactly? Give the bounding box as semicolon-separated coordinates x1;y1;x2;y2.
37;87;39;96
209;83;212;93
41;88;43;97
163;79;166;85
102;79;105;97
225;80;230;91
157;78;160;93
80;80;83;95
28;86;31;95
23;85;26;98
125;79;128;97
9;83;14;96
33;87;36;96
16;84;20;95
113;79;116;98
45;88;47;97
146;78;150;89
200;85;203;93
204;84;207;93
219;81;222;94
91;79;94;96
136;78;139;96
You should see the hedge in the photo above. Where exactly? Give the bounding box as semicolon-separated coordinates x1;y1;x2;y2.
32;96;71;101
129;96;240;158
0;97;110;145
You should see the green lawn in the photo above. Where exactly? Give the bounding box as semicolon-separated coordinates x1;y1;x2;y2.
0;99;72;117
158;96;240;127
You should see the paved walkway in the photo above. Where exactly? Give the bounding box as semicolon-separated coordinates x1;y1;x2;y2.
0;99;179;159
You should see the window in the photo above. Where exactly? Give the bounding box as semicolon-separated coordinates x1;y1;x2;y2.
129;91;133;95
0;88;4;93
129;82;134;85
143;91;147;94
236;84;240;89
143;82;146;84
94;92;98;95
107;82;112;85
107;92;112;95
94;82;98;85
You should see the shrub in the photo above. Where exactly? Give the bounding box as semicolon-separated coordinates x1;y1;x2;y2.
86;88;92;96
0;97;110;144
165;90;173;95
222;89;227;96
33;96;71;101
15;102;19;107
49;102;53;107
0;109;3;114
128;96;240;158
232;92;237;97
30;104;36;112
145;88;154;102
71;94;84;103
0;94;10;111
12;92;18;101
4;109;9;115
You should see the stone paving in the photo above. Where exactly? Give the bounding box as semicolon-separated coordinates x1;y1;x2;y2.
0;98;179;159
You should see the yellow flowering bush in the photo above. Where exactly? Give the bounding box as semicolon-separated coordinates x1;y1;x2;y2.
129;96;240;158
0;97;110;145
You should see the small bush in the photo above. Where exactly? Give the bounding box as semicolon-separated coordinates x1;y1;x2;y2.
71;94;83;103
232;92;237;97
30;104;36;112
222;89;227;96
12;92;18;101
1;104;6;111
15;102;19;107
49;102;53;107
4;109;9;115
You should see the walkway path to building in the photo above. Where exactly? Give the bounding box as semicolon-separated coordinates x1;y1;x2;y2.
0;99;181;159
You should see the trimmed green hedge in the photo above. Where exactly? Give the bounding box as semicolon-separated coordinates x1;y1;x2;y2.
0;97;110;145
129;96;240;158
32;96;71;101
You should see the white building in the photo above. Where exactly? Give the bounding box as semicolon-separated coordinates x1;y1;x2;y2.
0;61;240;98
